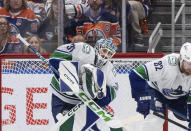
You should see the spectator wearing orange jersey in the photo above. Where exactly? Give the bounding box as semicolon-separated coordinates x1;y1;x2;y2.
75;0;121;47
0;0;38;38
63;0;121;48
0;16;23;54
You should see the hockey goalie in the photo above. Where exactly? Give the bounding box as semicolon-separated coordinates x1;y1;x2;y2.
49;38;121;131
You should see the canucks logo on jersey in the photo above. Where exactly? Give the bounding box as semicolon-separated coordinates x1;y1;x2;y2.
162;85;187;99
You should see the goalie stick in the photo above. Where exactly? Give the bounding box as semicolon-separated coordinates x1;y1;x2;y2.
54;104;144;131
16;34;119;129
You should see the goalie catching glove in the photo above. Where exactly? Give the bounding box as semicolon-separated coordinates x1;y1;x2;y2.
81;64;107;99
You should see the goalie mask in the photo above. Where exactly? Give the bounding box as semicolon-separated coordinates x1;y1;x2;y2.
94;38;117;68
180;42;191;75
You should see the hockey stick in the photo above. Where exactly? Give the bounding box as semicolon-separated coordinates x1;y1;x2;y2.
16;34;117;128
153;111;190;131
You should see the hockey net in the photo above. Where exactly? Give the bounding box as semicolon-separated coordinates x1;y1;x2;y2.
0;53;168;131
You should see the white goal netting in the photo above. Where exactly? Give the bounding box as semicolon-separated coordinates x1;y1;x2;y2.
1;53;164;74
1;53;168;131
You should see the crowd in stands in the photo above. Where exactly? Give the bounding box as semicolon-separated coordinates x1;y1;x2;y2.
0;0;151;54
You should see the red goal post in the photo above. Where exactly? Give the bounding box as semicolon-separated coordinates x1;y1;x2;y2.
0;53;167;131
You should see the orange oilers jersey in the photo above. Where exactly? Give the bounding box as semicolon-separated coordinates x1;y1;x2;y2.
76;11;121;46
0;8;38;37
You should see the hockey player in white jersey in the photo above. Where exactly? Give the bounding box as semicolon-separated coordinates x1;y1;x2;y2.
49;38;119;130
128;42;191;131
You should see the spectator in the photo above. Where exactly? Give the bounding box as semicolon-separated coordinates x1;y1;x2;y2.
104;0;130;51
0;16;23;54
46;0;89;44
75;0;121;47
27;0;47;25
24;34;46;53
128;0;150;47
63;0;89;44
0;0;38;38
104;0;123;21
64;0;121;47
104;0;150;49
37;0;58;53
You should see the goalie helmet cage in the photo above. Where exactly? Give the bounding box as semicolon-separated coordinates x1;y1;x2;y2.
0;53;168;131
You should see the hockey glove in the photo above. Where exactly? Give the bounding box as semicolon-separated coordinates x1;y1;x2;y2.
81;64;106;99
136;93;151;118
150;97;165;114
